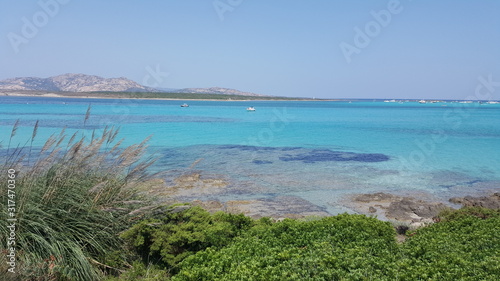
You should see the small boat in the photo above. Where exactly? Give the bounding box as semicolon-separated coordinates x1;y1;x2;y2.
246;106;256;111
180;103;189;107
418;100;426;104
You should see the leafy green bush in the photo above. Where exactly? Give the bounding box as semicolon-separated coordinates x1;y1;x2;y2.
396;207;500;280
172;214;399;281
104;261;170;281
120;206;253;272
167;209;499;281
438;206;500;221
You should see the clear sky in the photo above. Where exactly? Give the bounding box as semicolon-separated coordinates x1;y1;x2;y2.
1;0;500;99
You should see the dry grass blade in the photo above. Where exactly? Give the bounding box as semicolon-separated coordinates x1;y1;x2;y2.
125;159;156;182
109;138;124;154
107;127;120;144
102;125;110;140
6;119;20;155
101;207;129;212
56;127;67;147
11;119;20;138
89;181;108;194
27;120;40;165
68;131;78;147
128;205;156;216
31;120;39;140
33;148;61;172
119;200;143;205
84;104;92;126
68;137;85;160
89;258;126;273
55;134;66;148
118;146;142;168
58;127;66;138
41;134;57;154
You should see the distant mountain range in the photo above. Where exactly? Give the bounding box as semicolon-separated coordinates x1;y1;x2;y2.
172;87;263;96
0;73;158;93
0;73;263;96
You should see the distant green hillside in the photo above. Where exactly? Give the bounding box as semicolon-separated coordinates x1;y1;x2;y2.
2;90;321;100
92;91;313;100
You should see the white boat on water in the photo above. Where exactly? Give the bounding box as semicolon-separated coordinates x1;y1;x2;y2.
418;100;426;104
180;103;189;107
246;106;256;111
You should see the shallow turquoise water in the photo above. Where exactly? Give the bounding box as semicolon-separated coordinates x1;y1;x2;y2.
1;96;499;214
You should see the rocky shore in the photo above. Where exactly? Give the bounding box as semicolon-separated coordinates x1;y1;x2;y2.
143;171;499;224
347;191;500;228
449;193;500;209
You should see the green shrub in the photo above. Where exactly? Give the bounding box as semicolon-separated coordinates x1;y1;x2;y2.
103;261;170;281
172;214;399;281
169;209;500;280
438;206;500;221
397;207;500;280
120;206;253;272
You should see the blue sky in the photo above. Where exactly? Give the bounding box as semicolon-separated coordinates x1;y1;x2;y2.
1;0;500;99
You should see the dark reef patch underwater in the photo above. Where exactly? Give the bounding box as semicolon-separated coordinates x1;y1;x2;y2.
279;149;390;163
217;145;390;163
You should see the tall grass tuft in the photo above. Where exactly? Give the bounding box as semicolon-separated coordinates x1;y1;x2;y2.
1;117;157;280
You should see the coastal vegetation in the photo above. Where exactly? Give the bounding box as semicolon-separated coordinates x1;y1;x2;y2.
1;119;499;280
119;207;499;281
1;90;315;101
0;117;156;280
93;91;309;100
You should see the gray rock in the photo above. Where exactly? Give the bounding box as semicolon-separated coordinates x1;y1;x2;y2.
449;193;500;209
0;73;159;92
354;192;396;203
395;225;409;235
386;198;449;221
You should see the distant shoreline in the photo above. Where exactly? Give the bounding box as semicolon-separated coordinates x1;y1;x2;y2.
2;91;499;103
0;91;332;102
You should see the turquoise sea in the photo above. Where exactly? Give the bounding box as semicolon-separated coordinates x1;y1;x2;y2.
1;96;500;214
